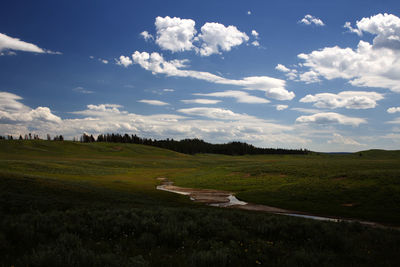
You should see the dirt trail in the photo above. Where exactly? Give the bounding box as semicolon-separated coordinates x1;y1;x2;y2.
156;177;399;230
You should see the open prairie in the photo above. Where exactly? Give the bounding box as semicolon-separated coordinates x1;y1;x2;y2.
0;140;399;266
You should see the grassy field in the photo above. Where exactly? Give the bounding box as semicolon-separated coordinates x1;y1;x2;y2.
1;140;399;224
1;140;400;266
169;151;400;224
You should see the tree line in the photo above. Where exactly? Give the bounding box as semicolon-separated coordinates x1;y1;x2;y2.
0;133;63;141
81;133;309;155
0;133;309;155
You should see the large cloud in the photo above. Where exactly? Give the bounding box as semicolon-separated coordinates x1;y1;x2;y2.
300;91;384;109
344;13;400;49
296;112;366;126
0;33;60;55
298;13;400;92
155;16;197;52
130;51;294;100
0;92;308;147
146;16;249;56
0;33;45;53
197;22;249;56
0;92;61;124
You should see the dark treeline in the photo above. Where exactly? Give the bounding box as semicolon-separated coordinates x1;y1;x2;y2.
81;133;309;155
0;133;309;155
0;133;63;141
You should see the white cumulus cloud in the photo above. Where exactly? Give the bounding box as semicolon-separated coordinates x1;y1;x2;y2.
275;64;299;80
300;14;325;26
0;92;61;124
298;70;320;83
387;107;400;114
344;13;400;49
140;31;154;41
276;105;288;111
146;16;250;56
155;16;197;52
300;91;384;109
82;104;124;114
298;13;400;92
116;55;133;67
197;22;249;56
0;91;311;148
296;112;366;126
275;64;290;72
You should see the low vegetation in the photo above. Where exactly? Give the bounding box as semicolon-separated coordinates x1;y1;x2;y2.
0;140;399;266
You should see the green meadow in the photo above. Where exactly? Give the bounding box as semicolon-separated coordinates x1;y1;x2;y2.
1;140;400;266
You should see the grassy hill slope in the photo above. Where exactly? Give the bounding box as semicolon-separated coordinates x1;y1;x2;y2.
0;140;399;266
1;140;400;223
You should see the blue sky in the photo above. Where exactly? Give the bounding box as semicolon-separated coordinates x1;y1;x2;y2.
1;0;400;152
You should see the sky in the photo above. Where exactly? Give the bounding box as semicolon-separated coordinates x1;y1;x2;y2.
1;0;400;152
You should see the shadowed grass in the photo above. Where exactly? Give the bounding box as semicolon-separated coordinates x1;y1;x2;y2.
0;140;400;266
1;140;400;224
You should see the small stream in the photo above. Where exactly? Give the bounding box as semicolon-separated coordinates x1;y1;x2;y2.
209;195;247;207
156;185;191;195
156;178;398;230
